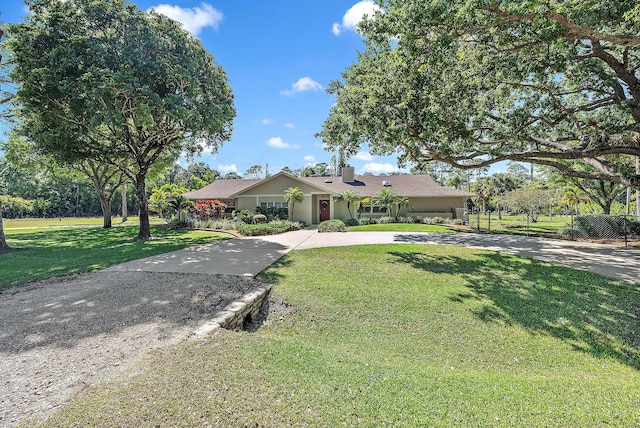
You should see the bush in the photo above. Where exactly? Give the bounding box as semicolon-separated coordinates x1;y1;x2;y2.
451;219;465;225
358;217;378;225
236;220;302;236
256;206;289;221
168;218;195;230
318;219;347;233
343;218;360;227
430;217;447;224
252;214;268;224
197;218;236;230
235;209;254;224
377;216;395;224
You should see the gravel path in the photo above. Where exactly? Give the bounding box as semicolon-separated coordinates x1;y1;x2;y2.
0;271;263;427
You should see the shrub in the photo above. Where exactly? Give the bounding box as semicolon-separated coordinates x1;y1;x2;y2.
358;217;378;225
256;206;289;221
198;218;236;230
168;218;195;230
451;219;465;225
422;217;434;224
236;220;302;236
377;216;395;224
252;214;268;224
318;219;347;233
343;218;360;227
430;217;446;224
235;209;254;224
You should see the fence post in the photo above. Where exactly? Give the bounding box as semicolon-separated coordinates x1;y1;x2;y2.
477;210;480;231
488;211;491;233
624;215;628;248
571;213;574;241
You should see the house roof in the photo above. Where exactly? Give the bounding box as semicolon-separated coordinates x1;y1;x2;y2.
182;178;262;200
301;175;474;198
183;172;473;200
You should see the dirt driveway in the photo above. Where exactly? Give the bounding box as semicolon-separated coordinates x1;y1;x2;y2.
0;271;263;426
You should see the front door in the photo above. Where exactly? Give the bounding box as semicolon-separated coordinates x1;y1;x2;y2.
319;199;330;222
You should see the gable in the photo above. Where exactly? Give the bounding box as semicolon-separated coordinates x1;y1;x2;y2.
234;173;329;196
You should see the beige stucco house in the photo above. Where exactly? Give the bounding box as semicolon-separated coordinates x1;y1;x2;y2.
183;167;474;225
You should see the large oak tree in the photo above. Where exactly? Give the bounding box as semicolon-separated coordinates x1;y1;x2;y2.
7;0;235;239
319;1;640;189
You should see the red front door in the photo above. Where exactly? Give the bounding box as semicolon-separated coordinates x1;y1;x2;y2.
319;199;330;222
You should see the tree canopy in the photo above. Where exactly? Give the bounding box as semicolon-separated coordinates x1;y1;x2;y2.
318;0;640;189
7;0;235;239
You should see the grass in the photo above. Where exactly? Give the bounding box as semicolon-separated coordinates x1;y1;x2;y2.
35;244;640;426
468;213;571;235
348;223;456;232
3;216;165;229
0;226;231;290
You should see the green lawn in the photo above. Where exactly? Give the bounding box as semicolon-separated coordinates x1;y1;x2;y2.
348;223;456;232
37;244;640;426
3;216;165;229
468;213;571;235
0;226;231;290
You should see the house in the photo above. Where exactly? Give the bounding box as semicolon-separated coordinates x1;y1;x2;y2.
183;167;474;224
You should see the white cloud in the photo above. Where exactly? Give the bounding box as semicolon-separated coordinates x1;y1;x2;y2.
304;155;316;163
284;123;296;129
281;77;323;96
217;163;238;173
149;3;223;36
361;162;399;174
332;1;381;36
267;137;300;149
262;118;272;125
354;151;374;161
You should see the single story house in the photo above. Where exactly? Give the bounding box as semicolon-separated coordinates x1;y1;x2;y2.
183;167;474;225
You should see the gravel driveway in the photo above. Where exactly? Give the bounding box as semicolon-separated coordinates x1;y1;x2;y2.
0;271;263;427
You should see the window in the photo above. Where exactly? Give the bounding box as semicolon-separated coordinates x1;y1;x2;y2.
260;201;287;209
359;203;388;214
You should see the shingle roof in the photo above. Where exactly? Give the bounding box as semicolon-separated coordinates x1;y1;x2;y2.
182;178;262;200
183;173;473;200
301;175;474;198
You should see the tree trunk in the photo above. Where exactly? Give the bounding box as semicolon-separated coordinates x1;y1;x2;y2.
0;203;9;250
627;187;632;215
121;183;128;222
135;176;151;240
100;195;113;228
637;157;640;220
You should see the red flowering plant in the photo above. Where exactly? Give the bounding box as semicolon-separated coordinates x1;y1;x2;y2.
190;199;227;220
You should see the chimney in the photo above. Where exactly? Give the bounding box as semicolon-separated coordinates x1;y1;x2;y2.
341;166;355;183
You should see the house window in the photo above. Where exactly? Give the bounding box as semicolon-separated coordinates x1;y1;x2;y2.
260;201;287;209
359;203;388;214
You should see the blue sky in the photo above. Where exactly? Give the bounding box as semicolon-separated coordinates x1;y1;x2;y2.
1;0;411;177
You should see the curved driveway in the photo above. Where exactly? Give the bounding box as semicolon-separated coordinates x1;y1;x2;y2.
106;230;640;284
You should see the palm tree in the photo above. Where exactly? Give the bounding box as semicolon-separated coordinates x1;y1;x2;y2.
562;187;589;215
283;187;304;220
168;195;193;220
371;189;399;216
395;196;411;219
335;190;361;219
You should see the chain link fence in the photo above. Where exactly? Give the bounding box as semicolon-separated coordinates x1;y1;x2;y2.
466;211;640;247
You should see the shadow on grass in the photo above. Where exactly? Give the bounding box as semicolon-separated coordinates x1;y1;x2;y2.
388;250;640;370
1;226;229;290
259;255;294;285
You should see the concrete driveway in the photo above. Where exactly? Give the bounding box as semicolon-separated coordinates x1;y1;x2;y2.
105;229;640;284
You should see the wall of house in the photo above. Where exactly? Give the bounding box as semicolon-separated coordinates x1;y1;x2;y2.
332;199;353;221
236;195;313;225
240;175;320;196
407;197;466;214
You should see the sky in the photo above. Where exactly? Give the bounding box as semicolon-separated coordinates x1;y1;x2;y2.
1;0;412;177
